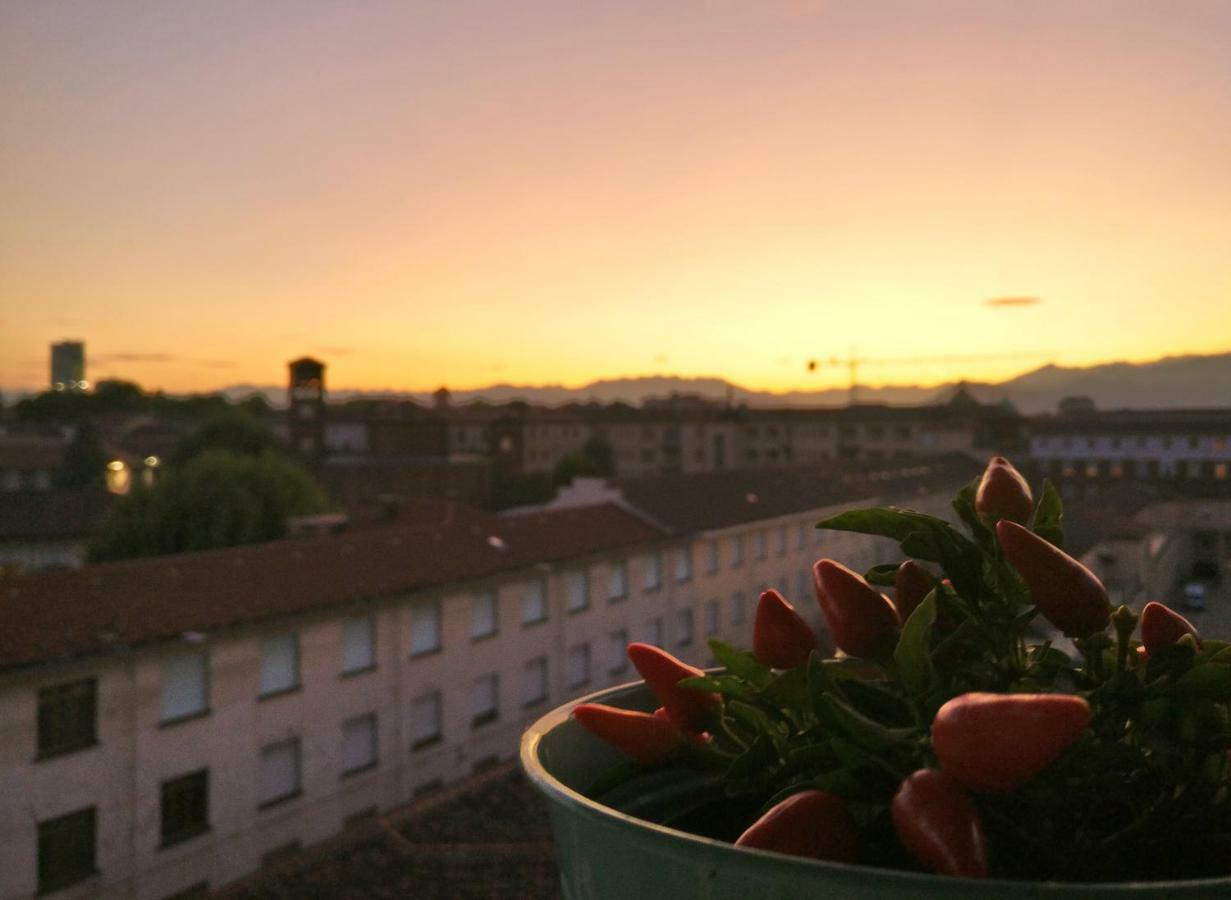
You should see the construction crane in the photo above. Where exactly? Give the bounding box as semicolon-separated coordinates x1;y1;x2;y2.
806;349;1052;405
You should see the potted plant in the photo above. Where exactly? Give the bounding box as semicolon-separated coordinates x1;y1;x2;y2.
520;457;1231;898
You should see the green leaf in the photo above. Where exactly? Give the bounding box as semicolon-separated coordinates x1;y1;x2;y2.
1030;479;1065;548
708;639;770;686
864;563;900;587
678;674;752;699
894;591;937;696
759;665;811;713
816;694;916;751
593;768;723;822
1174;663;1231;701
818;506;957;543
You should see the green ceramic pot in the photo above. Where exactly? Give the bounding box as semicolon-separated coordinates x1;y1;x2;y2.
520;680;1231;900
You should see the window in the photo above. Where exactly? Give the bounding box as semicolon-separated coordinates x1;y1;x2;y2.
524;657;548;707
565;571;589;613
797;523;807;550
37;678;96;759
523;580;547;624
37;807;96;895
341;616;375;675
471;590;498;640
704;601;720;637
675;607;694;647
642;553;662;590
731;592;747;626
411;601;441;656
730;535;744;567
775;526;787;556
259;739;301;808
341;714;378;776
754;531;767;560
705;540;719;574
674;548;692;583
471;673;499;727
411;692;442;749
797;569;811;604
608;561;628;601
645;617;664;647
161;652;209;723
567;643;592;689
259;635;299;698
608;629;629;676
160;770;209;847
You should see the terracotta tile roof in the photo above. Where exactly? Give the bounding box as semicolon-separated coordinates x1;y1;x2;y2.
0;501;665;673
614;455;982;534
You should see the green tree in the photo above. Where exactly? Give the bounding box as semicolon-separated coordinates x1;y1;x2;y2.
171;410;285;465
88;449;328;562
552;437;616;487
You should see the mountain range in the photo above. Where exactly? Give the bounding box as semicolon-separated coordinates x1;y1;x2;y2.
224;351;1231;415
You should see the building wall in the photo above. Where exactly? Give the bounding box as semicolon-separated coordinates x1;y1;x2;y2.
0;497;914;900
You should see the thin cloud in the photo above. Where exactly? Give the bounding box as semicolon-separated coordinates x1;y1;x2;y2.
93;352;238;369
312;346;355;357
984;296;1041;308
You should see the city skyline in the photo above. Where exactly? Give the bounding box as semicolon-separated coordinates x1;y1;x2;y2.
4;1;1231;394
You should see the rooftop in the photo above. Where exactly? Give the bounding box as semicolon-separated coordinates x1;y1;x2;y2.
0;500;664;674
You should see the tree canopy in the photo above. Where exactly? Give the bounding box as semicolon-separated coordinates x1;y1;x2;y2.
88;449;328;562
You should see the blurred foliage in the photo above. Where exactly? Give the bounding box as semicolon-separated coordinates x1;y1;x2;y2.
88;449;327;562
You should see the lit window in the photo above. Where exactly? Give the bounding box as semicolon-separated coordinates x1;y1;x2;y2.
341;714;378;776
411;692;442;749
259;635;299;698
730;536;744;567
523;580;547;624
411;601;441;656
565;572;590;612
471;590;498;640
608;561;629;600
567;643;592;689
341;617;375;675
524;657;548;707
259;739;301;808
471;673;499;727
161;652;209;722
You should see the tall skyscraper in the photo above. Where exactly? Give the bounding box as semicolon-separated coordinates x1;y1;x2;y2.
50;341;86;392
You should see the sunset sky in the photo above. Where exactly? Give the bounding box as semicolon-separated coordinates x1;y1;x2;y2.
3;1;1230;395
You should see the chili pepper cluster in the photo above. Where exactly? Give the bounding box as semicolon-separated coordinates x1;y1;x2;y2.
574;457;1231;882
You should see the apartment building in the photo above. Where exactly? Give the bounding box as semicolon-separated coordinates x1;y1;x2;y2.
1028;408;1231;487
0;460;975;899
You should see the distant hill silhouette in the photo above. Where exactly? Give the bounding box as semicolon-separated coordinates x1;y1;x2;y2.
223;350;1231;414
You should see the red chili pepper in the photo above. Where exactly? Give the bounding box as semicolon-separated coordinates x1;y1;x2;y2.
894;560;935;622
1140;601;1202;657
975;456;1034;525
996;520;1112;638
734;790;860;863
626;642;720;732
891;769;988;878
931;692;1091;794
812;559;900;658
572;703;688;764
753;589;817;669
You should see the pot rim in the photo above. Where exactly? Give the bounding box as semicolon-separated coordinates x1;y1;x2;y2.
520;678;1231;895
